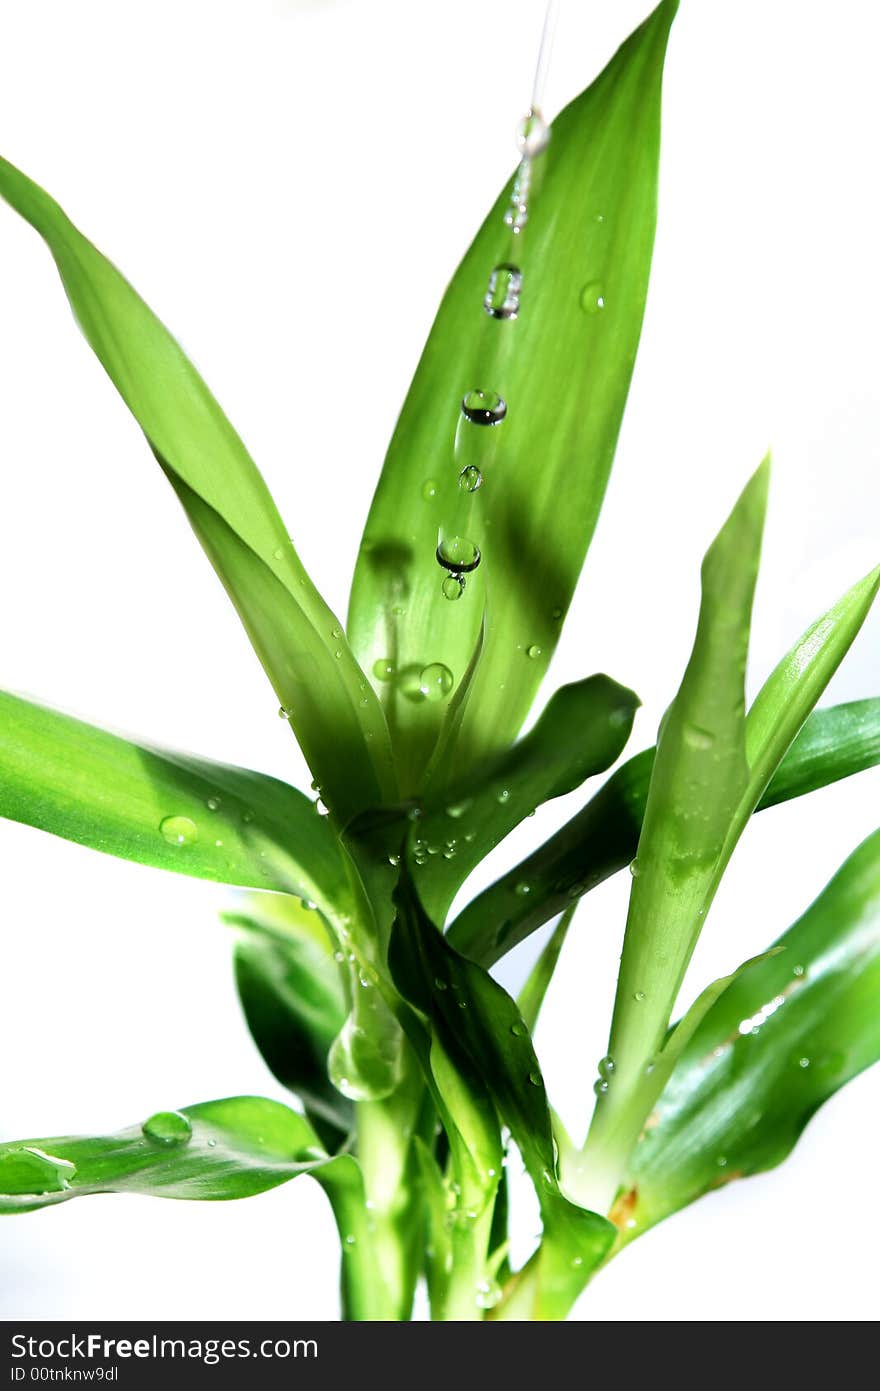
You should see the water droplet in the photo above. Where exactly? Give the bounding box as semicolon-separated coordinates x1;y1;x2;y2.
441;573;466;601
142;1111;192;1146
798;1056;811;1069
716;1155;728;1168
159;815;198;847
528;1071;542;1087
571;1256;584;1269
331;625;342;639
333;950;345;964
598;1055;616;1080
420;478;438;502
278;705;290;720
446;799;472;819
344;1234;356;1247
634;990;647;1003
387;853;400;868
516;107;550;158
515;881;531;897
437;534;481;578
207;1139;217;1148
525;644;542;660
458;464;483;492
241;809;255;824
495;788;510;805
0;1147;76;1196
273;546;285;561
511;1021;527;1038
475;1278;502;1310
593;1078;609;1096
461;389;507;427
793;964;805;978
372;658;395;683
579;281;606;315
418;663;454;702
484;262;522;320
434;978;448;992
206;796;221;812
629;859;640;878
684;724;715;751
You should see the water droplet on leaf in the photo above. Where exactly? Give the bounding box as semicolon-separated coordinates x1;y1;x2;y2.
516;107;550;157
159;816;197;847
437;535;481;575
142;1111;192;1146
458;464;483;492
418;663;454;702
441;574;465;601
579;280;606;314
372;658;395;683
461;389;507;426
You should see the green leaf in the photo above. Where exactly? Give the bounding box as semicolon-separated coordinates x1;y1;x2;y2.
0;156;394;823
226;894;352;1148
622;827;880;1237
389;869;615;1317
517;902;578;1035
0;691;349;910
450;691;880;969
0;1096;343;1212
348;0;678;790
414;674;638;924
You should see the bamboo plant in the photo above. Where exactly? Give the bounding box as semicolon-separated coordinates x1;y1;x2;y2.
1;0;878;1321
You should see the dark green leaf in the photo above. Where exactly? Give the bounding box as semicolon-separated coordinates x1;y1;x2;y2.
0;157;394;822
451;697;880;967
622;827;880;1238
348;0;679;790
227;894;352;1148
0;691;349;909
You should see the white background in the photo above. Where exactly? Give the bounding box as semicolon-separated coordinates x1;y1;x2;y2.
0;0;878;1321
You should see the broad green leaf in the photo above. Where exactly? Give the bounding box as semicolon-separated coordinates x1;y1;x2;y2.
389;870;614;1318
620;827;880;1239
450;691;880;968
226;894;352;1148
0;691;349;910
0;157;394;823
348;1;679;791
0;1096;340;1212
348;674;638;928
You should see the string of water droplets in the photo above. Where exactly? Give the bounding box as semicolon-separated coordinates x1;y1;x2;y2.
435;1;558;605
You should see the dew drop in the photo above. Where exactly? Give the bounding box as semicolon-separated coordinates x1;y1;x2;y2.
475;1278;502;1311
387;853;400;868
434;978;448;992
461;389;507;427
495;788;511;805
344;1234;357;1247
273;546;285;560
159;815;198;847
206;796;221;812
442;574;466;601
372;658;395;683
510;1021;527;1038
421;478;438;500
516;107;550;158
436;536;481;575
528;1071;542;1087
593;1079;609;1096
793;964;805;978
514;881;531;897
333;950;345;964
418;663;454;702
684;724;715;752
458;464;483;493
629;859;641;878
278;705;291;720
484;262;522;320
446;799;472;819
798;1056;811;1069
579;281;606;315
634;990;647;1003
0;1147;76;1196
716;1155;728;1168
598;1055;616;1080
142;1111;192;1146
526;644;542;660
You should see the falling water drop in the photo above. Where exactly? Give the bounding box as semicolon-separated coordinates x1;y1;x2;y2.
484;263;523;320
142;1111;193;1146
418;663;454;703
159;816;198;847
579;281;606;315
516;107;550;157
461;389;507;426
